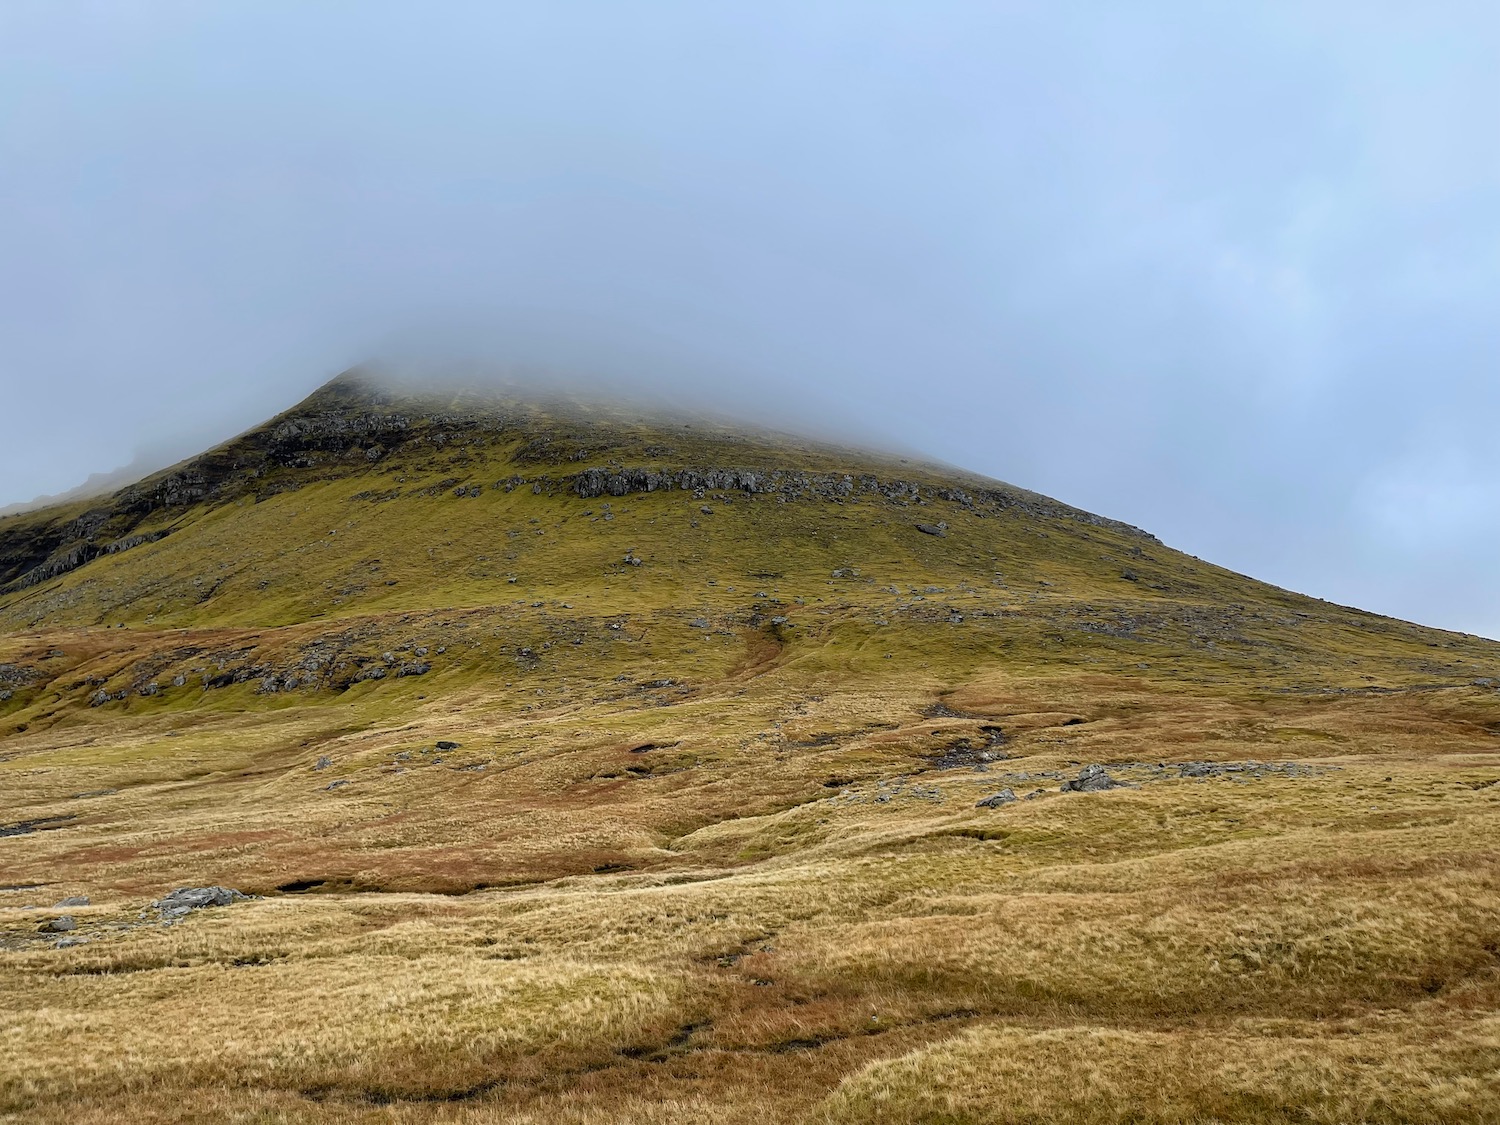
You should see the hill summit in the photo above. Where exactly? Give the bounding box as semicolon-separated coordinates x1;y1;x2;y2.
3;370;1499;1124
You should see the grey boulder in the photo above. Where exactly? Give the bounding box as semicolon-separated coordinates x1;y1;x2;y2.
975;788;1017;808
154;886;249;916
1060;764;1126;792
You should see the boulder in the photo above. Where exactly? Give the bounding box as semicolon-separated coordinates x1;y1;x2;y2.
54;895;89;908
915;523;947;537
40;915;76;933
154;886;249;917
976;788;1017;808
1060;764;1125;792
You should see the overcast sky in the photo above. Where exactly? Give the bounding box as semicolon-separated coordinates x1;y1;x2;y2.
2;2;1497;637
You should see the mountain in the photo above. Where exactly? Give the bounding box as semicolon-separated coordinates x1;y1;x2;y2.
3;370;1498;1124
0;452;174;520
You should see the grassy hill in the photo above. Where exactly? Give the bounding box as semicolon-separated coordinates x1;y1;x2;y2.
2;371;1498;1124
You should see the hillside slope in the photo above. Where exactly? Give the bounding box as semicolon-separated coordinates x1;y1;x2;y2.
2;371;1499;1125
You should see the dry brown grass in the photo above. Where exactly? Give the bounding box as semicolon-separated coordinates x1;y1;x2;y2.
5;651;1499;1122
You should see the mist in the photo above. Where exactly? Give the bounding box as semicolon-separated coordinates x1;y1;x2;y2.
1;2;1497;637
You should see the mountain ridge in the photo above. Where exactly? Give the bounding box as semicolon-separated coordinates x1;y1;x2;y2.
0;368;1157;599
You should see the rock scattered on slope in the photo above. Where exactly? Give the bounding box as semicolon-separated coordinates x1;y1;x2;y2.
39;915;76;933
153;886;249;918
975;788;1017;808
314;756;332;770
1060;764;1126;792
53;895;89;907
915;522;947;537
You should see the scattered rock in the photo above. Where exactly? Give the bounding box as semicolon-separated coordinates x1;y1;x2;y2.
915;522;947;537
1060;764;1125;792
53;896;89;908
976;788;1017;808
1178;761;1221;778
396;662;431;677
436;740;461;750
40;915;76;933
313;756;333;770
325;779;350;790
623;552;643;567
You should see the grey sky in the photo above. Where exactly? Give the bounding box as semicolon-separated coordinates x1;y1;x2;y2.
2;2;1498;637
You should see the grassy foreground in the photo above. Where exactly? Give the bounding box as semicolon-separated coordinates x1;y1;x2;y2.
2;374;1499;1123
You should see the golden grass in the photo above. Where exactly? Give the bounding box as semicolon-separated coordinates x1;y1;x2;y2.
3;395;1500;1121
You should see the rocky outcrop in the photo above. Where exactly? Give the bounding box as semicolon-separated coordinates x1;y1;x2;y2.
0;529;171;594
571;466;1156;540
